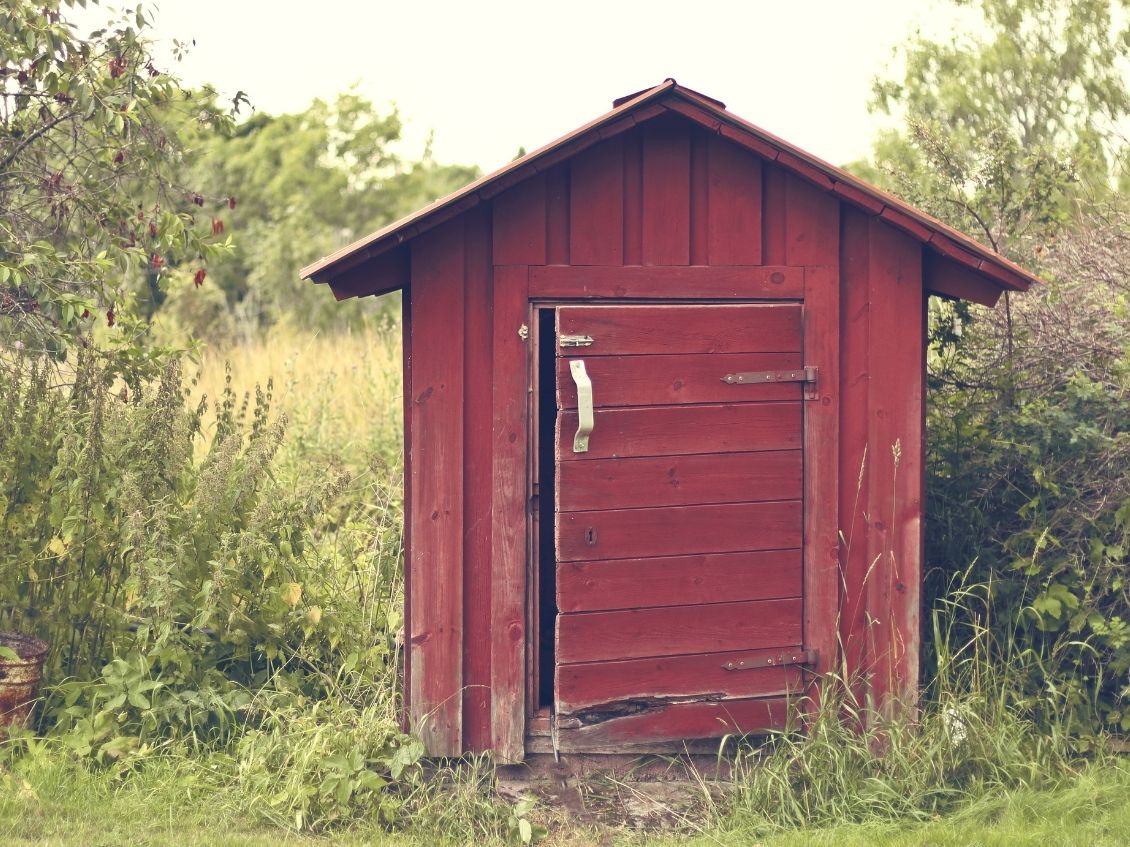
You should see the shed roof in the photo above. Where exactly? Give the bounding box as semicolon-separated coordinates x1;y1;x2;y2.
300;80;1039;297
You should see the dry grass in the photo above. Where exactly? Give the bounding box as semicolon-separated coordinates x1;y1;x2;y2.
188;325;403;472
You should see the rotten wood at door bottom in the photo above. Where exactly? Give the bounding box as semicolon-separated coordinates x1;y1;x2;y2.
552;696;794;748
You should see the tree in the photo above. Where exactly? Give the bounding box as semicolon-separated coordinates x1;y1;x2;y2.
861;0;1130;258
175;93;479;338
863;0;1130;731
0;0;238;367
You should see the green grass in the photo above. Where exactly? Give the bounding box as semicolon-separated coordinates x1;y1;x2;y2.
4;754;1130;846
672;759;1130;846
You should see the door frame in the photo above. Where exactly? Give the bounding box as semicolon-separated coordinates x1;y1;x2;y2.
523;291;839;752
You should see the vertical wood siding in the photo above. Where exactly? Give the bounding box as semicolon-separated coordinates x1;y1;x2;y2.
402;115;926;756
408;221;465;755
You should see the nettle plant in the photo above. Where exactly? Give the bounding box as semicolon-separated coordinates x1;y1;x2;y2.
0;0;239;367
0;351;355;759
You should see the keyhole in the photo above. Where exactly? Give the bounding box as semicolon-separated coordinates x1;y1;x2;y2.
584;527;597;547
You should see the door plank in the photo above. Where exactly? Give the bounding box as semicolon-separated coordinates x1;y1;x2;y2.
554;696;792;749
558;501;801;562
556;598;802;664
558;451;802;512
557;304;801;356
556;352;803;409
557;402;801;461
557;548;802;612
557;647;805;713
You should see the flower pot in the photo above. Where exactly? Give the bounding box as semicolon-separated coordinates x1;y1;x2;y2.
0;632;49;730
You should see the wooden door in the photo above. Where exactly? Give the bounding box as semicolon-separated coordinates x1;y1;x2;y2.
553;303;813;749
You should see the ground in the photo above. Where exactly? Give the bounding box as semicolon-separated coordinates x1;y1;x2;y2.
3;757;1129;846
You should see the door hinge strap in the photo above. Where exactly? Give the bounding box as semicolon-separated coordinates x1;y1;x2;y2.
721;366;817;386
722;649;817;672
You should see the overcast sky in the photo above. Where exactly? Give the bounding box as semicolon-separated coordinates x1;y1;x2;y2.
88;0;977;174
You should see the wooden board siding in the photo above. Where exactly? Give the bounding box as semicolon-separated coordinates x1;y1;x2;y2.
556;599;803;664
556;451;802;511
462;207;493;752
556;353;802;408
558;648;805;713
408;220;465;756
553;302;807;745
395;114;931;757
839;210;925;718
557;549;803;613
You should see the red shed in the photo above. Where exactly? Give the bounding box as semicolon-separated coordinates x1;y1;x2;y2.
301;81;1038;762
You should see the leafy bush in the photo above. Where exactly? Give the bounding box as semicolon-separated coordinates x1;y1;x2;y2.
924;208;1130;734
0;348;401;760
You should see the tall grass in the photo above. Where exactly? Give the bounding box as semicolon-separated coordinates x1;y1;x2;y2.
713;571;1101;836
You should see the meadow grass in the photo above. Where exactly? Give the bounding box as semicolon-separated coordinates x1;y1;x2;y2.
5;326;1127;845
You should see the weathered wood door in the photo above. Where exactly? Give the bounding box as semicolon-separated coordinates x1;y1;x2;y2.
553;303;812;749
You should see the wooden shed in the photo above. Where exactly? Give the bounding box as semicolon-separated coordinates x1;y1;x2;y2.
300;80;1038;762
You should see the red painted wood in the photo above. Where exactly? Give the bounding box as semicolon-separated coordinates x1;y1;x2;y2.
493;174;546;265
557;548;802;612
570;137;624;265
924;252;1002;307
762;165;787;265
556;352;803;409
461;208;492;752
838;207;873;697
623;130;643;264
400;277;413;732
784;173;840;267
557;402;801;461
545;164;570;265
719;121;780;160
557;450;802;511
557;648;805;713
641;122;691;265
831;179;885;215
802;265;841;687
707;133;763;265
329;247;409;300
529;265;803;300
557;304;801;356
557;500;801;562
879;206;932;243
776;150;835;191
488;266;530;763
662;98;722;132
554;696;792;748
408;220;465;756
866;219;924;717
975;256;1030;291
690;129;709;264
928;233;982;270
556;598;802;663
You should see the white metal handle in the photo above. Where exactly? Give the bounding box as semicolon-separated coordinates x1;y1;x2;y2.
569;359;593;453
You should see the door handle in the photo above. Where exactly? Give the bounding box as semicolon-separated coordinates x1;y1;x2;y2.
569;359;593;453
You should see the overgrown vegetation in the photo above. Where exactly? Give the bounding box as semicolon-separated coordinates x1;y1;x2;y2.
2;0;1130;843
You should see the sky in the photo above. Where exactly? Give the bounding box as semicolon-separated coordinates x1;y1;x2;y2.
85;0;977;175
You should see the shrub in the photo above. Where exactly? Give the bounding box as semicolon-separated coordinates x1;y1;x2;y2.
0;348;399;759
925;207;1130;734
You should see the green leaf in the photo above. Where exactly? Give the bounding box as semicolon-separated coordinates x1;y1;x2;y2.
0;646;20;662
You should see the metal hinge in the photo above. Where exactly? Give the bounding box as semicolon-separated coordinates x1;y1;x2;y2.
721;366;818;398
721;649;818;672
559;334;594;348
